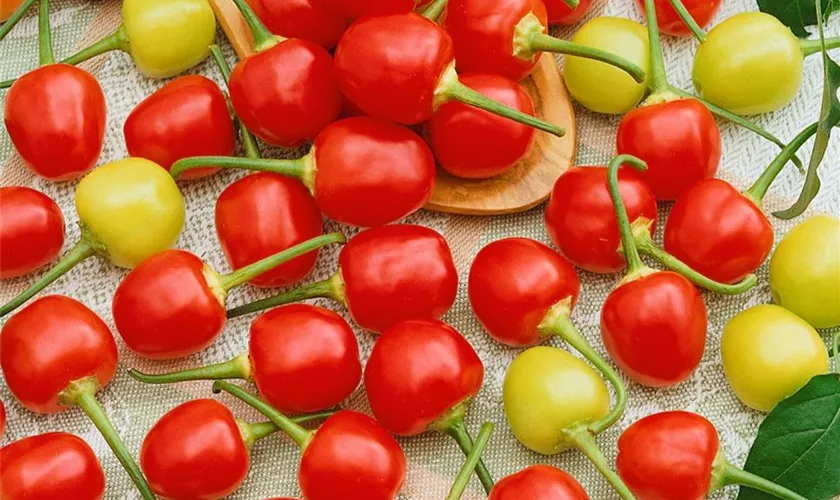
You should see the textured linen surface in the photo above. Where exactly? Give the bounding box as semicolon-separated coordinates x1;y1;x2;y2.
1;1;838;498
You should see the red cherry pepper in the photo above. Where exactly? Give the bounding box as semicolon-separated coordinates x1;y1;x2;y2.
618;411;810;500
0;432;106;500
636;0;722;38
215;381;407;500
544;0;593;25
171;117;436;228
227;0;341;147
112;233;343;359
443;0;645;82
124;75;235;181
490;465;590;499
0;295;154;499
322;0;415;19
663;124;817;284
247;0;348;48
427;73;536;179
129;304;361;414
3;0;105;181
0;186;65;279
600;154;707;388
365;319;495;492
227;224;458;334
334;13;565;136
140;398;331;499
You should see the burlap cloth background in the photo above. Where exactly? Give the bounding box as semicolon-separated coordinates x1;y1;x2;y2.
1;1;838;498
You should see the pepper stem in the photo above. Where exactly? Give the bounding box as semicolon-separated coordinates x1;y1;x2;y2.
240;410;336;448
446;422;494;500
170;155;314;189
219;232;345;291
209;44;261;160
0;0;37;41
0;238;96;318
60;25;129;66
59;377;155;500
721;463;808;500
633;228;758;295
213;380;313;449
229;0;280;52
607;155;650;277
227;271;345;319
666;0;706;42
743;122;820;204
642;0;670;94
420;0;448;21
538;302;627;434
566;425;637;500
38;0;54;65
128;352;252;385
528;33;645;83
801;36;840;57
435;64;565;137
432;404;495;494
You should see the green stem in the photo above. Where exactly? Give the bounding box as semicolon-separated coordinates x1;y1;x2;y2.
721;463;809;500
0;239;96;318
240;410;336;447
436;65;565;137
743;122;820;204
801;35;840;57
446;422;494;500
60;377;155;500
218;232;345;291
0;0;36;41
60;25;129;66
527;33;646;83
227;271;345;319
37;0;53;65
634;231;758;295
441;416;495;493
128;352;252;384
213;380;312;448
566;426;637;500
229;0;279;52
666;0;707;42
607;154;650;276
209;44;261;160
420;0;448;21
169;155;312;187
642;0;670;93
539;308;627;434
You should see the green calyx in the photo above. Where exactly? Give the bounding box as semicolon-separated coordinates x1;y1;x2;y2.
229;0;281;52
237;410;336;449
226;268;346;319
170;154;317;193
431;400;496;494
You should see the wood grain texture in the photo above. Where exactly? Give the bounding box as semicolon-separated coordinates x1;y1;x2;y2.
209;2;576;215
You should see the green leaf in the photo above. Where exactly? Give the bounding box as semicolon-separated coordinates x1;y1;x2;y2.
737;374;840;500
773;0;840;219
757;0;840;37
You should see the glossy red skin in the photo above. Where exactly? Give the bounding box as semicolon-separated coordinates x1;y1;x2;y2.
313;117;435;227
428;73;535;179
141;399;250;500
124;75;235;181
216;173;323;288
444;0;545;81
664;179;773;284
321;0;414;19
247;0;348;48
617;99;721;201
0;187;65;279
339;224;458;333
544;0;593;25
112;250;225;360
299;410;406;499
334;13;453;125
365;319;483;435
229;38;341;147
545;166;658;274
0;296;117;414
617;411;719;500
0;400;5;437
601;272;707;387
4;64;106;181
490;465;590;499
469;238;580;347
250;305;361;413
0;433;106;500
636;0;723;37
